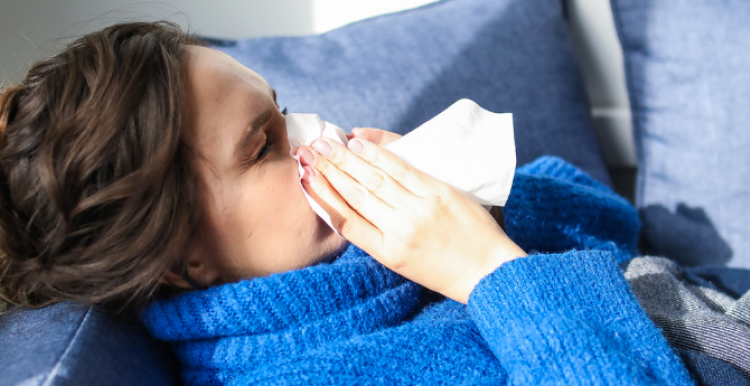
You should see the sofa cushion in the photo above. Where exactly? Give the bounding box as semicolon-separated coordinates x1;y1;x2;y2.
611;0;750;267
0;303;179;386
213;0;610;183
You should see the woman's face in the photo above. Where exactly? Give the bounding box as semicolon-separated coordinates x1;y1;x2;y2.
181;46;347;283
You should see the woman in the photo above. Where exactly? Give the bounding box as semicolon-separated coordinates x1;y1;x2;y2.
0;22;693;385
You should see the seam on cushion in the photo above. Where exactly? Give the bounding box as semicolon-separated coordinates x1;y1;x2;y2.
40;306;93;386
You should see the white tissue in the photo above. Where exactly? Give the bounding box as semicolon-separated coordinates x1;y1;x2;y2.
287;99;516;232
287;113;349;229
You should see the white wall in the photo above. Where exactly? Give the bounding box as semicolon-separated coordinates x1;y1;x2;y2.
0;0;313;84
311;0;437;33
0;0;634;167
0;0;437;84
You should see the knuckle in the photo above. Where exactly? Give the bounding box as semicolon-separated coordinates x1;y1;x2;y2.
307;177;324;194
366;172;385;193
335;216;353;236
390;163;408;183
366;147;382;164
431;185;453;206
328;145;348;165
315;159;333;177
347;188;367;211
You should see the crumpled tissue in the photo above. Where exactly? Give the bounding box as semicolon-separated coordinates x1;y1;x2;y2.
287;98;516;231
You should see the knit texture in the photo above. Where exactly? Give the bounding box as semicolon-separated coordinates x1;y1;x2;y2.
623;256;750;380
504;156;640;262
141;156;693;386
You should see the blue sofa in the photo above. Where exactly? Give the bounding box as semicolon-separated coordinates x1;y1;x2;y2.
0;302;179;385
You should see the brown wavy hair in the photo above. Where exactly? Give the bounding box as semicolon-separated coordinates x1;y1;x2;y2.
0;21;204;315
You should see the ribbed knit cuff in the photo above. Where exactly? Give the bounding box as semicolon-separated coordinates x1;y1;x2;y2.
467;250;694;385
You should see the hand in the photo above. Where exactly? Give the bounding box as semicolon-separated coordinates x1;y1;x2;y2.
297;137;526;304
346;127;403;147
350;129;510;230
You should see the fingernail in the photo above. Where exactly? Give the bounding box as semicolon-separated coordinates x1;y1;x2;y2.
312;139;333;157
298;147;316;166
302;165;316;182
348;138;364;154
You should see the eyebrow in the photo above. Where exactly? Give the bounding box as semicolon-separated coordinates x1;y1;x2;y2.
234;108;273;157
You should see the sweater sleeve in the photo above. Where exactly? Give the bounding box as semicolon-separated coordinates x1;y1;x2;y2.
505;156;640;262
467;249;695;386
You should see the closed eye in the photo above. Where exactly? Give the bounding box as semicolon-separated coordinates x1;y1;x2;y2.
240;135;274;172
257;138;274;159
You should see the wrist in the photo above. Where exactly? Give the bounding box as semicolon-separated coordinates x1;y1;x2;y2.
455;238;527;304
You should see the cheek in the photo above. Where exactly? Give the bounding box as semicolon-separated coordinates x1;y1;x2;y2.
276;159;330;243
250;156;312;227
277;157;314;218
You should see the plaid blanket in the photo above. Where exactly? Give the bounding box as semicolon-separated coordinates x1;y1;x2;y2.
624;256;750;384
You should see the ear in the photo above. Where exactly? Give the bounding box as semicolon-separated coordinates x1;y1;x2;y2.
159;253;220;290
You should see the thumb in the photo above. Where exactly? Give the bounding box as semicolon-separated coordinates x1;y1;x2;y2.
351;127;402;147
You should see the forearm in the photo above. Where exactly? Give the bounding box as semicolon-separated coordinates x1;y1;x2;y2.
468;249;694;385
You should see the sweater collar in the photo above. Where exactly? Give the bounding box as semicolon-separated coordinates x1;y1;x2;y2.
140;243;422;342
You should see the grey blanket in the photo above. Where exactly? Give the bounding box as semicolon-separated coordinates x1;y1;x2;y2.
624;256;750;383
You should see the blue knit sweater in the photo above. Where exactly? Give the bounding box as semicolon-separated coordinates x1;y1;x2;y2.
141;156;694;386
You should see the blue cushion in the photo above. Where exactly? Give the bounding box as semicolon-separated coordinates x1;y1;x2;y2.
0;303;179;386
611;0;750;267
213;0;610;184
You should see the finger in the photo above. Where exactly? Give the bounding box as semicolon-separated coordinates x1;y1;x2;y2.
304;145;397;229
310;139;418;210
346;138;433;198
301;166;383;250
